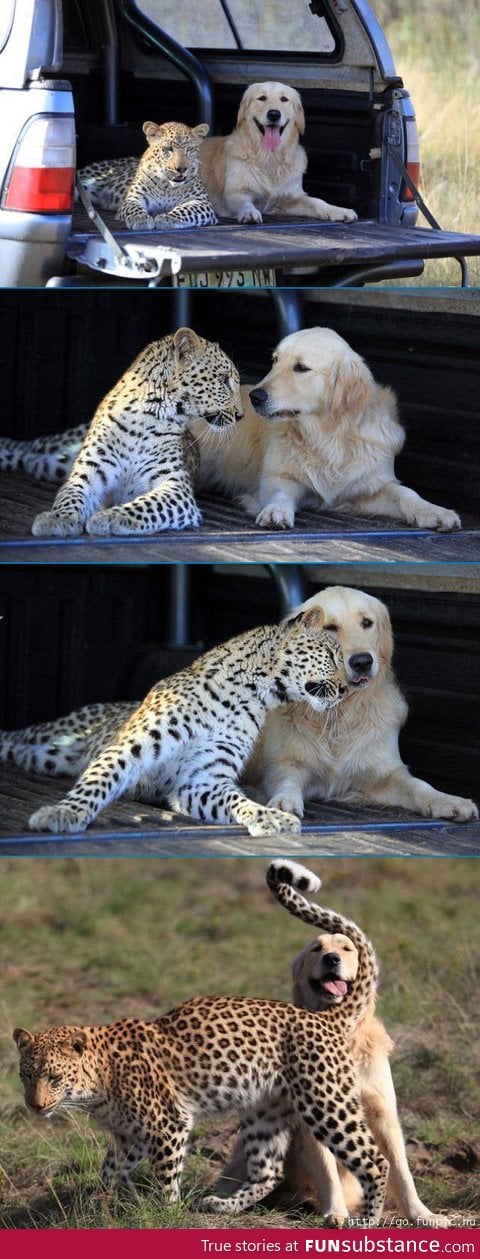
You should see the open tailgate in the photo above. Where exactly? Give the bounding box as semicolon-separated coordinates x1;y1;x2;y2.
67;205;480;282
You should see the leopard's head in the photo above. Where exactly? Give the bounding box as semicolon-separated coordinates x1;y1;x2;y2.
276;610;349;711
168;327;244;429
13;1026;100;1117
142;120;209;186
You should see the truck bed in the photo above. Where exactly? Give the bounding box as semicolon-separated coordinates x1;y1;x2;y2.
67;206;480;281
1;766;478;857
1;471;478;563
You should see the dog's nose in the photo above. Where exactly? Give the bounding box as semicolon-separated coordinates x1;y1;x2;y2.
267;109;281;123
249;387;268;409
349;652;373;674
323;953;341;969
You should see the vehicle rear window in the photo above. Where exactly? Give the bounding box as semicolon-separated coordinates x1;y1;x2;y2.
136;0;338;54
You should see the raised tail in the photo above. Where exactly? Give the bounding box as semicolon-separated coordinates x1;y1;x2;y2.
266;859;378;1027
0;425;86;482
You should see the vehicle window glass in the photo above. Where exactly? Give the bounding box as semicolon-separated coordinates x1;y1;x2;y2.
136;0;337;53
0;0;15;53
63;0;95;53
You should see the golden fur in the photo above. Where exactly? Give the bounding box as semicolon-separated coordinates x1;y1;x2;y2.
194;326;461;531
247;586;478;822
199;81;357;224
217;923;450;1226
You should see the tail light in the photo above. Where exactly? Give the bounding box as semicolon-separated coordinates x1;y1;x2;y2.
2;116;76;213
403;116;420;202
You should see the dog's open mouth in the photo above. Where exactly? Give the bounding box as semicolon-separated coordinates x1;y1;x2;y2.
350;675;371;688
309;975;349;999
254;119;288;152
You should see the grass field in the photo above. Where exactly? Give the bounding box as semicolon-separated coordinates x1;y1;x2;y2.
376;0;480;285
0;856;479;1229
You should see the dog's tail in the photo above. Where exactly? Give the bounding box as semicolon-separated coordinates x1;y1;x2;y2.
266;858;378;1026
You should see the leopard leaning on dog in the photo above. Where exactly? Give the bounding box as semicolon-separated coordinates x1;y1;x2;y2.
0;612;348;836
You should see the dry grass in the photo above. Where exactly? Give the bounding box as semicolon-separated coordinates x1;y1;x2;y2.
376;0;480;285
0;857;479;1229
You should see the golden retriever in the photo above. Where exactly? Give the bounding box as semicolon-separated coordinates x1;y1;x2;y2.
247;586;478;822
217;859;450;1226
194;326;461;531
199;81;357;224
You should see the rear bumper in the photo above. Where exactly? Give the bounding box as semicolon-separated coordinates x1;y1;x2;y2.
0;207;71;285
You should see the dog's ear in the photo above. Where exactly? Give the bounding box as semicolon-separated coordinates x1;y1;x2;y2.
192;123;209;141
237;86;253;128
142;121;160;145
377;601;394;668
291;949;308;1007
293;91;306;136
328;354;373;427
173;327;203;361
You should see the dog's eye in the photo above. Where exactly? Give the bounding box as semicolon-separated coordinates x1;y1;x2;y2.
362;618;373;629
280;96;289;102
293;363;311;373
324;623;338;632
257;95;267;101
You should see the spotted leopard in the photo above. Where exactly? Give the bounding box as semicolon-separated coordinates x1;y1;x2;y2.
1;613;348;836
29;327;242;538
78;121;217;230
14;983;387;1221
213;860;381;1221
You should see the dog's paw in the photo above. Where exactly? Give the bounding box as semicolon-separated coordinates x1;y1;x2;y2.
408;505;461;531
324;1213;348;1228
326;206;358;223
247;807;301;837
237;205;263;224
255;504;295;529
423;794;478;822
267;790;304;818
28;803;90;834
32;511;83;538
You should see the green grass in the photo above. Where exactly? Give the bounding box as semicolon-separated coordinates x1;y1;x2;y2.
0;857;479;1228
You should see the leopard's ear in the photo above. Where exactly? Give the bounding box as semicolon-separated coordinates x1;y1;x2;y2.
142;121;161;145
283;606;325;632
71;1031;87;1055
13;1028;34;1051
192;123;209;140
173;327;203;361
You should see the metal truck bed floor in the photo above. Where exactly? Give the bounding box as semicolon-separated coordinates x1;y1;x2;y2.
1;473;478;564
67;209;480;278
1;767;479;857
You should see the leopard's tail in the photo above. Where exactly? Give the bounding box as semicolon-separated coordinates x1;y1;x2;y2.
0;702;136;777
266;859;378;1026
0;426;86;482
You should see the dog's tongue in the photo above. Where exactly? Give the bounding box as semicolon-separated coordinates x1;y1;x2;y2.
263;125;282;152
323;979;348;996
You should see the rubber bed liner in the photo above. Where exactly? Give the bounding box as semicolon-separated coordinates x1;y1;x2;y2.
67;207;480;278
1;766;478;857
1;472;478;564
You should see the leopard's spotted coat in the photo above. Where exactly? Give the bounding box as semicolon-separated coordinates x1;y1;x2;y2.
78;121;217;230
1;614;348;836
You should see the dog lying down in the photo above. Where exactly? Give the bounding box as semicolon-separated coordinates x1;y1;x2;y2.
194;326;462;531
199;81;357;224
247;586;478;823
215;860;452;1227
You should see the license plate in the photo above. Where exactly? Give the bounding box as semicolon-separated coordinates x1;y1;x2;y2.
174;267;276;288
